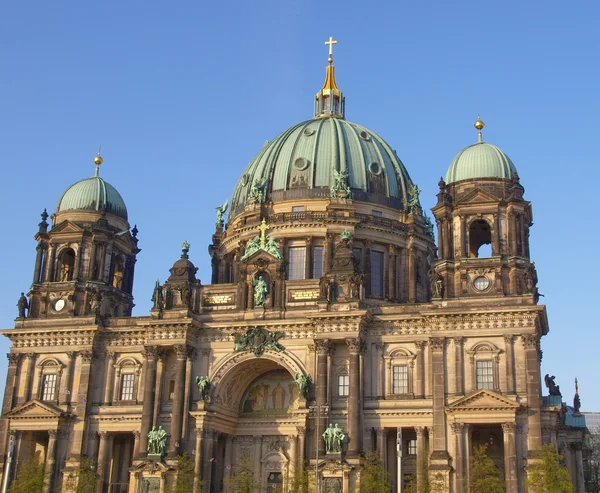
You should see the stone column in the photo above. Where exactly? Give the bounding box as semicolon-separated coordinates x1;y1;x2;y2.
202;430;216;493
376;428;387;464
453;337;464;395
3;354;21;413
451;423;465;493
305;237;312;279
33;245;44;284
465;424;472;487
502;422;518;493
169;344;189;455
504;335;515;394
223;435;234;486
377;344;385;398
194;428;204;492
288;434;298;478
429;337;448;456
521;334;542;449
19;353;36;405
102;352;117;405
388;245;396;301
252;435;262;484
42;429;58;493
297;427;306;472
44;245;55;282
138;346;158;456
153;349;166;427
324;233;335;274
182;349;195;450
97;243;106;283
408;238;416;303
346;338;362;456
573;442;585;493
96;431;110;493
58;352;75;405
415;427;426;492
314;340;331;456
132;430;140;458
69;350;94;458
415;341;426;399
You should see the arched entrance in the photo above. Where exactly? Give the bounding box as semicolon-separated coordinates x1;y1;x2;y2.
195;351;308;493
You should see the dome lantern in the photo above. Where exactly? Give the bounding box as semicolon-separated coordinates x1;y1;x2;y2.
314;36;345;119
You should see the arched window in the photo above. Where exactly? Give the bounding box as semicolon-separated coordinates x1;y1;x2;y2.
56;248;76;281
467;342;502;392
385;348;416;397
469;219;492;258
37;358;63;403
111;256;124;289
115;358;141;403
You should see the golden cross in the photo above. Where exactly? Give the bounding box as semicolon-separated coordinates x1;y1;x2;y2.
325;36;337;57
258;218;269;246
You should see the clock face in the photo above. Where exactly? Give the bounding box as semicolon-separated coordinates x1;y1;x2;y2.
473;276;490;291
54;299;66;312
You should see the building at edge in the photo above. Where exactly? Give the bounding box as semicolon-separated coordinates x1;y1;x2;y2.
0;42;588;493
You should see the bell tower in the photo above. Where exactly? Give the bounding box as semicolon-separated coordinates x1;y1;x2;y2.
431;118;537;300
26;154;140;319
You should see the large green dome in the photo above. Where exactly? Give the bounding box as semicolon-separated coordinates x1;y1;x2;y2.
56;175;128;220
230;118;415;216
445;141;517;184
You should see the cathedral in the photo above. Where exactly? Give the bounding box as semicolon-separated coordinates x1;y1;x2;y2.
0;39;588;493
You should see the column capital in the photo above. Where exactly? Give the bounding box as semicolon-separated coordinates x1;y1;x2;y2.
142;346;160;359
132;430;140;440
415;426;426;437
314;339;333;355
296;426;307;436
503;334;514;344
66;351;76;360
374;427;387;438
173;344;190;359
452;336;464;346
501;422;517;434
7;353;21;366
521;334;538;349
429;337;445;352
47;429;59;439
78;350;95;363
450;422;465;435
414;341;427;351
97;430;111;439
346;338;364;354
106;351;117;362
24;352;36;361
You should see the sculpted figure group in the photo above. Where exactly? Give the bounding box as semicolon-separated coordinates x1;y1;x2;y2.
322;423;346;454
147;425;167;455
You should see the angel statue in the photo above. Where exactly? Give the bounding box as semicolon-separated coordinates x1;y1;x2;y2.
215;200;228;229
330;168;352;199
254;276;268;308
294;373;312;399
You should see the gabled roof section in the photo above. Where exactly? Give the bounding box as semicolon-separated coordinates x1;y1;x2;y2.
5;399;68;419
454;187;500;206
446;389;521;413
49;220;85;235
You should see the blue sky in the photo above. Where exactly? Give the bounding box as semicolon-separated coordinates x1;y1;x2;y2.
0;1;598;409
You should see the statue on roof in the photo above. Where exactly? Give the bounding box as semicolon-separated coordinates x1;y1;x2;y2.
17;293;28;318
423;213;435;237
407;184;422;214
330;168;352;199
248;178;268;204
574;378;581;414
215;200;228;229
151;280;164;310
544;374;562;397
196;376;211;401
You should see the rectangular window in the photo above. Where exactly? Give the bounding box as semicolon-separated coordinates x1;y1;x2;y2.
476;360;494;389
42;374;57;401
168;380;176;401
338;375;350;397
312;246;324;279
288;247;307;280
370;250;384;297
292;206;305;212
392;365;409;394
408;439;417;455
372;209;383;217
120;373;135;401
353;247;363;270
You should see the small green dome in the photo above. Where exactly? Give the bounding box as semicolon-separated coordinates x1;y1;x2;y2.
445;142;517;184
56;176;128;220
230;118;415;216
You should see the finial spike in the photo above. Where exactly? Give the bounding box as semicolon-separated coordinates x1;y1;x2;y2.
474;115;485;143
94;149;103;177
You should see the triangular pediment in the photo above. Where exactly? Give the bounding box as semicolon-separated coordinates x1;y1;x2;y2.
447;389;521;412
50;220;84;234
241;249;282;263
455;188;500;205
131;460;170;473
6;399;67;419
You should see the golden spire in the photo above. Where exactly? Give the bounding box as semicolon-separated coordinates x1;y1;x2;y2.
94;150;103;176
315;37;345;119
474;115;485;143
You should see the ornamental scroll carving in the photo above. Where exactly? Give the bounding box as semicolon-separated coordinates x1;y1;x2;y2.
233;327;285;357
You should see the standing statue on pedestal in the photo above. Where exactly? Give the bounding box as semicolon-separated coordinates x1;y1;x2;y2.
294;373;312;399
147;425;167;456
17;292;28;318
215;200;228;229
151;281;164;310
322;423;346;454
254;276;268;308
196;376;211;401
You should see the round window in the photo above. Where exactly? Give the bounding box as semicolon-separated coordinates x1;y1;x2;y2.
369;162;382;176
54;299;66;311
241;174;249;186
293;158;310;171
359;130;370;141
303;127;315;136
473;276;490;291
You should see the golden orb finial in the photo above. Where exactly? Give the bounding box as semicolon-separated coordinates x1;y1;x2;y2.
474;115;485;142
94;152;103;166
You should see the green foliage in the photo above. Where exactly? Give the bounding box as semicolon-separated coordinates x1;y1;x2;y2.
174;453;196;493
225;450;262;493
527;444;574;493
469;443;506;493
358;452;392;493
287;466;313;493
584;435;600;493
8;455;45;493
75;457;97;493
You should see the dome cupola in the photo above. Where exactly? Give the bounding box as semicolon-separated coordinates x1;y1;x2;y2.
56;153;128;220
445;117;517;184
